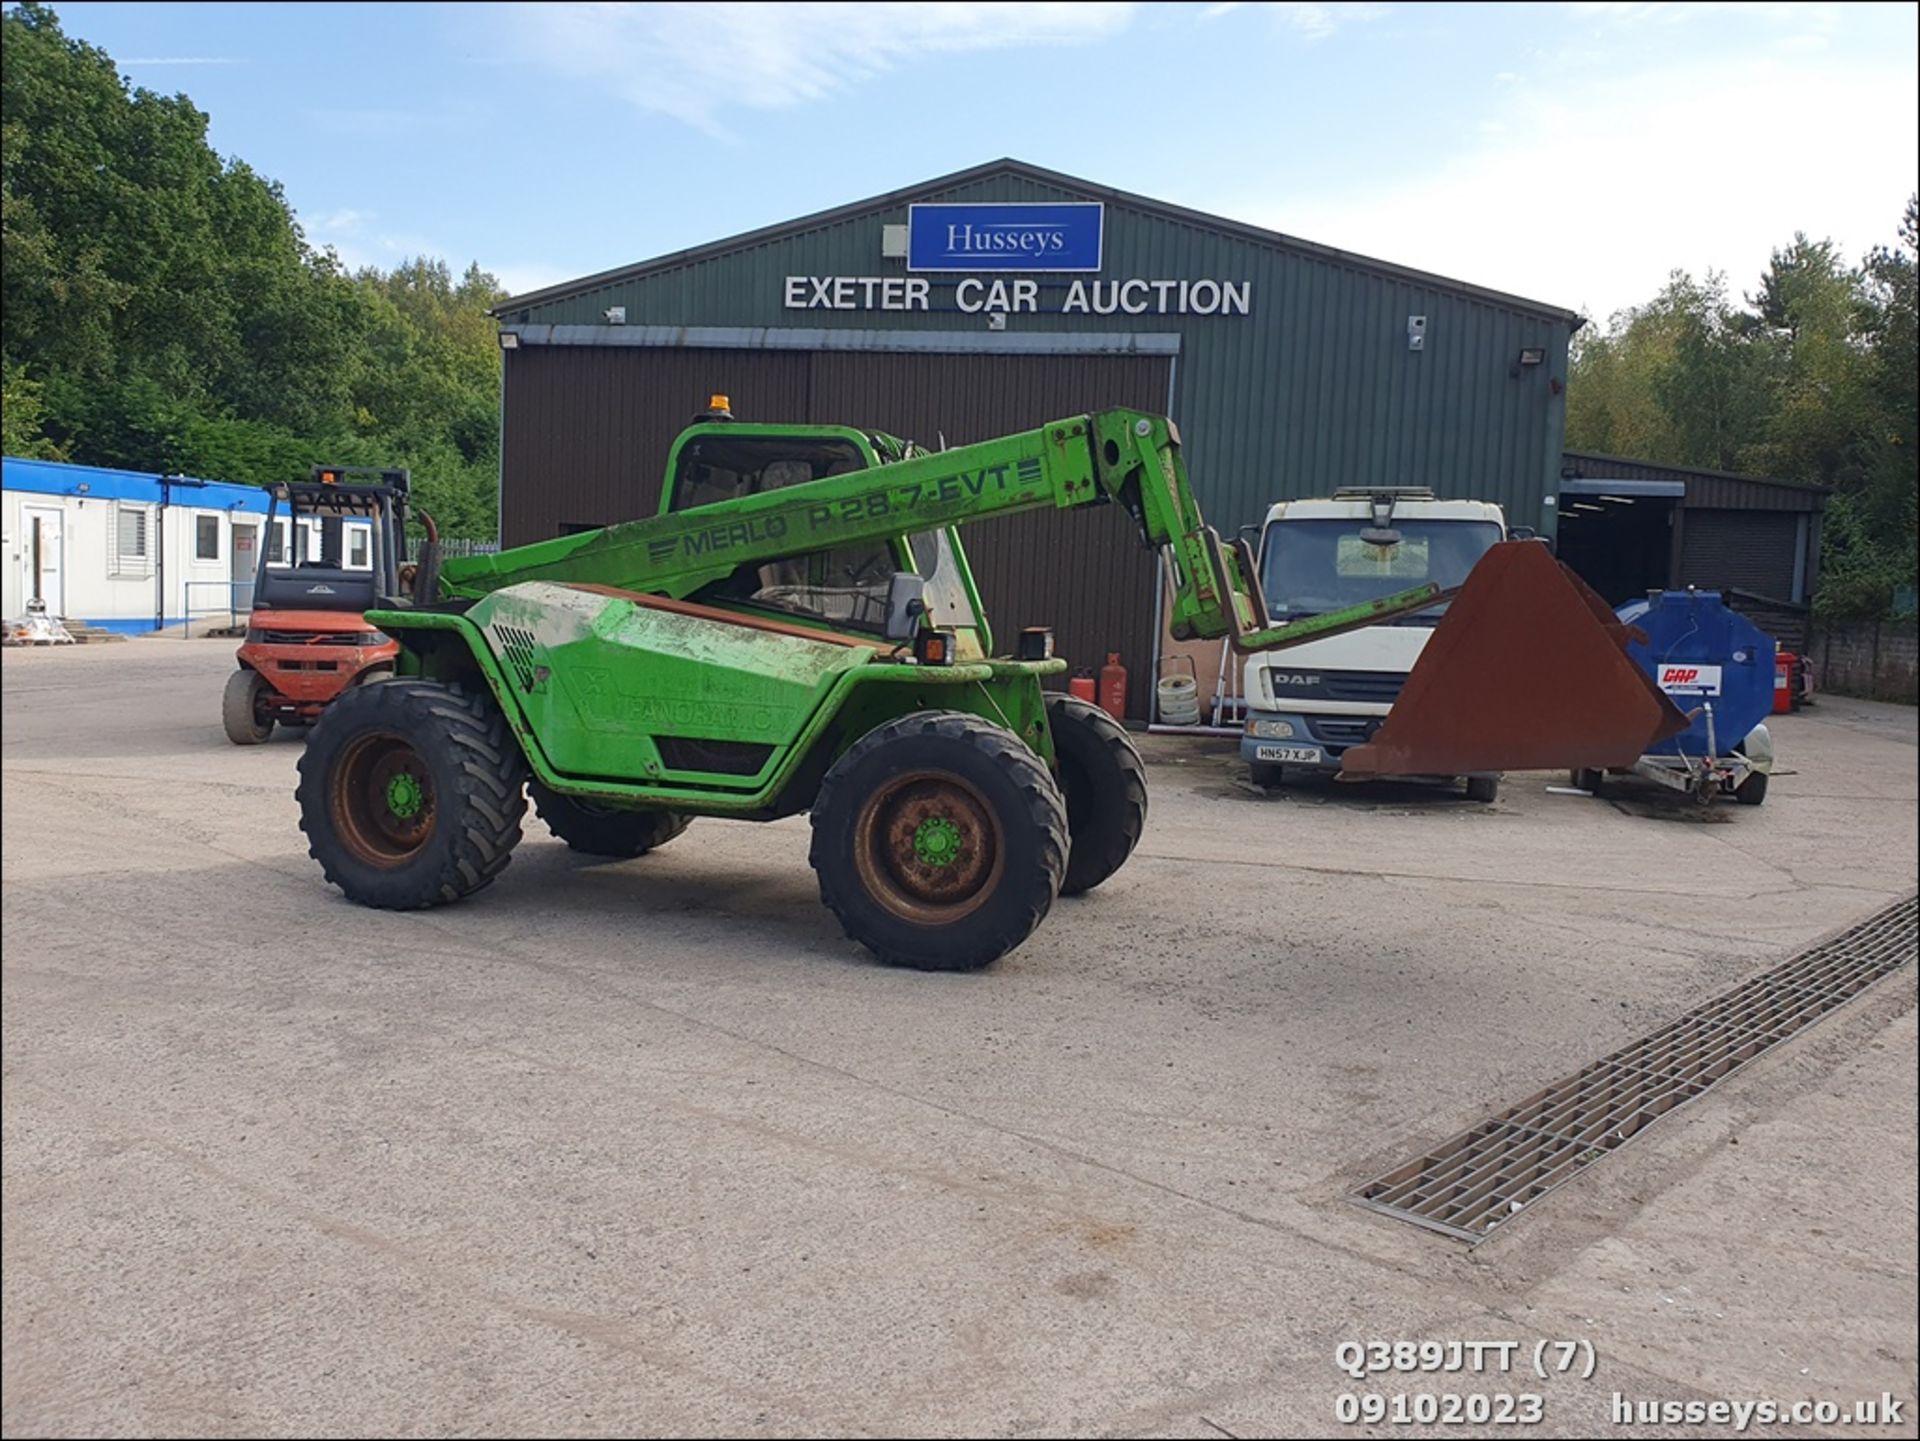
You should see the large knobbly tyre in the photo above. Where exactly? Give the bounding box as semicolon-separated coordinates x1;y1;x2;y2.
1045;693;1148;896
223;667;273;745
809;711;1068;972
530;781;690;857
297;680;527;909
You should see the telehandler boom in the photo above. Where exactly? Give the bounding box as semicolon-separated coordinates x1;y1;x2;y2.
296;402;1683;970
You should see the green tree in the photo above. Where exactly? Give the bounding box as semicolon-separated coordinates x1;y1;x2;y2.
0;360;62;457
1566;270;1763;469
2;2;509;539
1568;202;1918;619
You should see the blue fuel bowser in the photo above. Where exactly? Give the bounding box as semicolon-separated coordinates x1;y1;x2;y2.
1577;589;1777;806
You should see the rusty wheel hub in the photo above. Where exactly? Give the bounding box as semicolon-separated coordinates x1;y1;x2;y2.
853;771;1004;924
331;732;436;866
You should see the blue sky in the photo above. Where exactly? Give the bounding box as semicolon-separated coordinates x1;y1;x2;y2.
45;1;1920;321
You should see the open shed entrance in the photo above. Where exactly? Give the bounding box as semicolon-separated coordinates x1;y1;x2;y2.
1555;479;1684;607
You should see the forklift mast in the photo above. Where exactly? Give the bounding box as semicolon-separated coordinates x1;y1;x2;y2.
253;465;413;613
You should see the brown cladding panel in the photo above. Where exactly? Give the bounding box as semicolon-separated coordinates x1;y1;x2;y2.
501;347;810;545
802;351;1172;719
502;344;1171;719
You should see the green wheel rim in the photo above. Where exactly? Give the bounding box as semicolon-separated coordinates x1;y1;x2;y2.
913;815;963;868
386;771;426;819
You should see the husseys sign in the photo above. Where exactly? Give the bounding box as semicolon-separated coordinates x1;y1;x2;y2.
783;199;1254;317
907;202;1104;271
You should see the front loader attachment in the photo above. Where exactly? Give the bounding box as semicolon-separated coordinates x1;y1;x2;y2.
1338;541;1690;779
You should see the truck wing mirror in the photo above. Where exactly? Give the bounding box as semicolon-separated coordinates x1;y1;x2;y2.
884;572;926;642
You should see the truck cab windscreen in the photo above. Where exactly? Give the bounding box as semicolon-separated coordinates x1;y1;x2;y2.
1260;519;1503;623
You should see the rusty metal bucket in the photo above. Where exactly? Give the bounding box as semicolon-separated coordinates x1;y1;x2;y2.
1339;541;1690;779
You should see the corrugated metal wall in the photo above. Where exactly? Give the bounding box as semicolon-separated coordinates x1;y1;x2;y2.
501;345;1170;716
501;347;810;539
499;170;1576;536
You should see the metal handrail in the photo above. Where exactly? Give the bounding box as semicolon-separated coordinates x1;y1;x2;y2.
182;580;255;637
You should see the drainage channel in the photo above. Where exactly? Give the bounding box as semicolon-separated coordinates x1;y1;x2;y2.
1354;893;1918;1244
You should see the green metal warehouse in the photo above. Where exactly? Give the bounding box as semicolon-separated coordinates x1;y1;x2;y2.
491;159;1583;716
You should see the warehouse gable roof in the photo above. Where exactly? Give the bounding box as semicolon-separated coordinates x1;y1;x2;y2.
1563;449;1828;512
493;158;1582;324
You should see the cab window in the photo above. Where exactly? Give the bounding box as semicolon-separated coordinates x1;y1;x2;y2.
674;433;898;633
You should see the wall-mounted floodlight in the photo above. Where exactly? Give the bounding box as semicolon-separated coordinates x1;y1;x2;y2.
498;331;520;350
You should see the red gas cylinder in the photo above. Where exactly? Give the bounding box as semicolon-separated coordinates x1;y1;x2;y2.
1069;671;1097;704
1098;652;1127;722
1773;651;1795;714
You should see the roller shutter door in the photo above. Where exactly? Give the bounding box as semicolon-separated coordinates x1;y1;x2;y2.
1679;509;1799;599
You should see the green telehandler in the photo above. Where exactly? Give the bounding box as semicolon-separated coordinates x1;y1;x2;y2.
295;400;1683;970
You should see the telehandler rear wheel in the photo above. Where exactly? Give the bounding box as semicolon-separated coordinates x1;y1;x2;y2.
297;679;527;909
810;712;1068;972
1045;693;1147;895
530;781;690;857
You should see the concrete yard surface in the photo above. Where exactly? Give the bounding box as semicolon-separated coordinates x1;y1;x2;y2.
3;639;1915;1438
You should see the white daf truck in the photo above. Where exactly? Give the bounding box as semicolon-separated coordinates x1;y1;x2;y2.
1240;486;1510;800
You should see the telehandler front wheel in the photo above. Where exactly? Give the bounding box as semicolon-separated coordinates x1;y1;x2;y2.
1045;693;1148;895
531;781;690;857
297;679;528;909
809;712;1068;972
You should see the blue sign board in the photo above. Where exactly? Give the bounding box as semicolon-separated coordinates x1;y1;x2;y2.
907;202;1104;273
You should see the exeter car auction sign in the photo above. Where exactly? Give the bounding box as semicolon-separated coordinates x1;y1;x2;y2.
782;199;1253;317
781;274;1252;316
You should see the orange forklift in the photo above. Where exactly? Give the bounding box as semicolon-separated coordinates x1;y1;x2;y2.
222;465;429;744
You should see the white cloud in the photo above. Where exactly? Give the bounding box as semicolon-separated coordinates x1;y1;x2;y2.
1565;2;1841;52
1221;50;1918;324
311;208;373;236
498;1;1139;134
1201;2;1387;37
299;205;565;295
300;208;444;274
1269;2;1389;39
1567;1;1831;22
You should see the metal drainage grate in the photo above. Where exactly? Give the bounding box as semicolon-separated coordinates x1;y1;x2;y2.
1355;894;1917;1243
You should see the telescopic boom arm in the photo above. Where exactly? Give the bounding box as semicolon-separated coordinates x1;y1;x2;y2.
437;409;1447;654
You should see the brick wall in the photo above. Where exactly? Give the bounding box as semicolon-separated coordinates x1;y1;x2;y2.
1812;619;1919;703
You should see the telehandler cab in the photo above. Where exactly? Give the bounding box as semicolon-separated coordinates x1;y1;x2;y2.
295;401;1684;970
